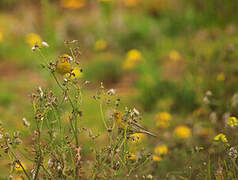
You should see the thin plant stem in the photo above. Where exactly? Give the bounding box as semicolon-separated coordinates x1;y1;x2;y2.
231;158;238;172
99;103;108;130
8;149;31;180
42;165;56;180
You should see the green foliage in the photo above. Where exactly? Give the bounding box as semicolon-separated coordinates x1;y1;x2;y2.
85;59;122;84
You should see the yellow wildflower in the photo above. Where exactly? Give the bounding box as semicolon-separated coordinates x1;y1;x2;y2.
55;54;72;75
216;73;225;81
127;153;136;160
130;133;145;143
155;112;171;128
64;67;83;79
214;133;228;143
123;49;142;70
152;155;162;162
169;50;181;62
15;162;26;172
60;0;85;9
123;0;139;7
174;125;191;139
154;144;168;156
228;117;238;127
25;33;42;47
94;39;107;51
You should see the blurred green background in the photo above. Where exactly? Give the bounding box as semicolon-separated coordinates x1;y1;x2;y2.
0;0;238;179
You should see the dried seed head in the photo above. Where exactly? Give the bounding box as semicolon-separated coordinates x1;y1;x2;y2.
133;108;140;116
229;147;238;159
84;81;90;85
48;158;54;168
15;138;22;145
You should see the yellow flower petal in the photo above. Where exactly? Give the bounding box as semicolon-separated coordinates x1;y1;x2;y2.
122;49;142;70
152;155;162;162
155;112;171;128
214;133;228;143
154;144;168;156
25;33;42;47
60;0;85;9
64;67;83;79
15;162;27;172
130;133;145;143
94;39;107;51
55;54;72;75
174;125;191;139
127;153;136;160
228;117;238;127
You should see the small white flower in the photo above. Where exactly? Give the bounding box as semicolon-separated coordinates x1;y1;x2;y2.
69;56;73;61
57;165;62;171
203;96;210;104
42;41;49;47
107;89;116;95
205;90;212;96
22;117;30;127
31;169;36;179
32;46;36;51
0;134;3;139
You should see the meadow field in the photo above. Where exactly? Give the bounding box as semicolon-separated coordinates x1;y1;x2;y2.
0;0;238;179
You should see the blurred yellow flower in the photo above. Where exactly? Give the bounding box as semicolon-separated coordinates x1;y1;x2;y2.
130;133;145;143
56;54;72;75
15;162;26;172
127;152;136;160
98;0;111;2
228;117;238;127
154;144;168;156
214;133;228;143
25;33;42;47
13;178;23;180
60;0;85;9
123;0;139;7
64;67;83;79
174;125;191;139
127;49;142;62
0;31;3;43
155;112;171;128
169;50;181;62
152;155;162;162
123;49;143;70
94;39;107;51
216;73;225;81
